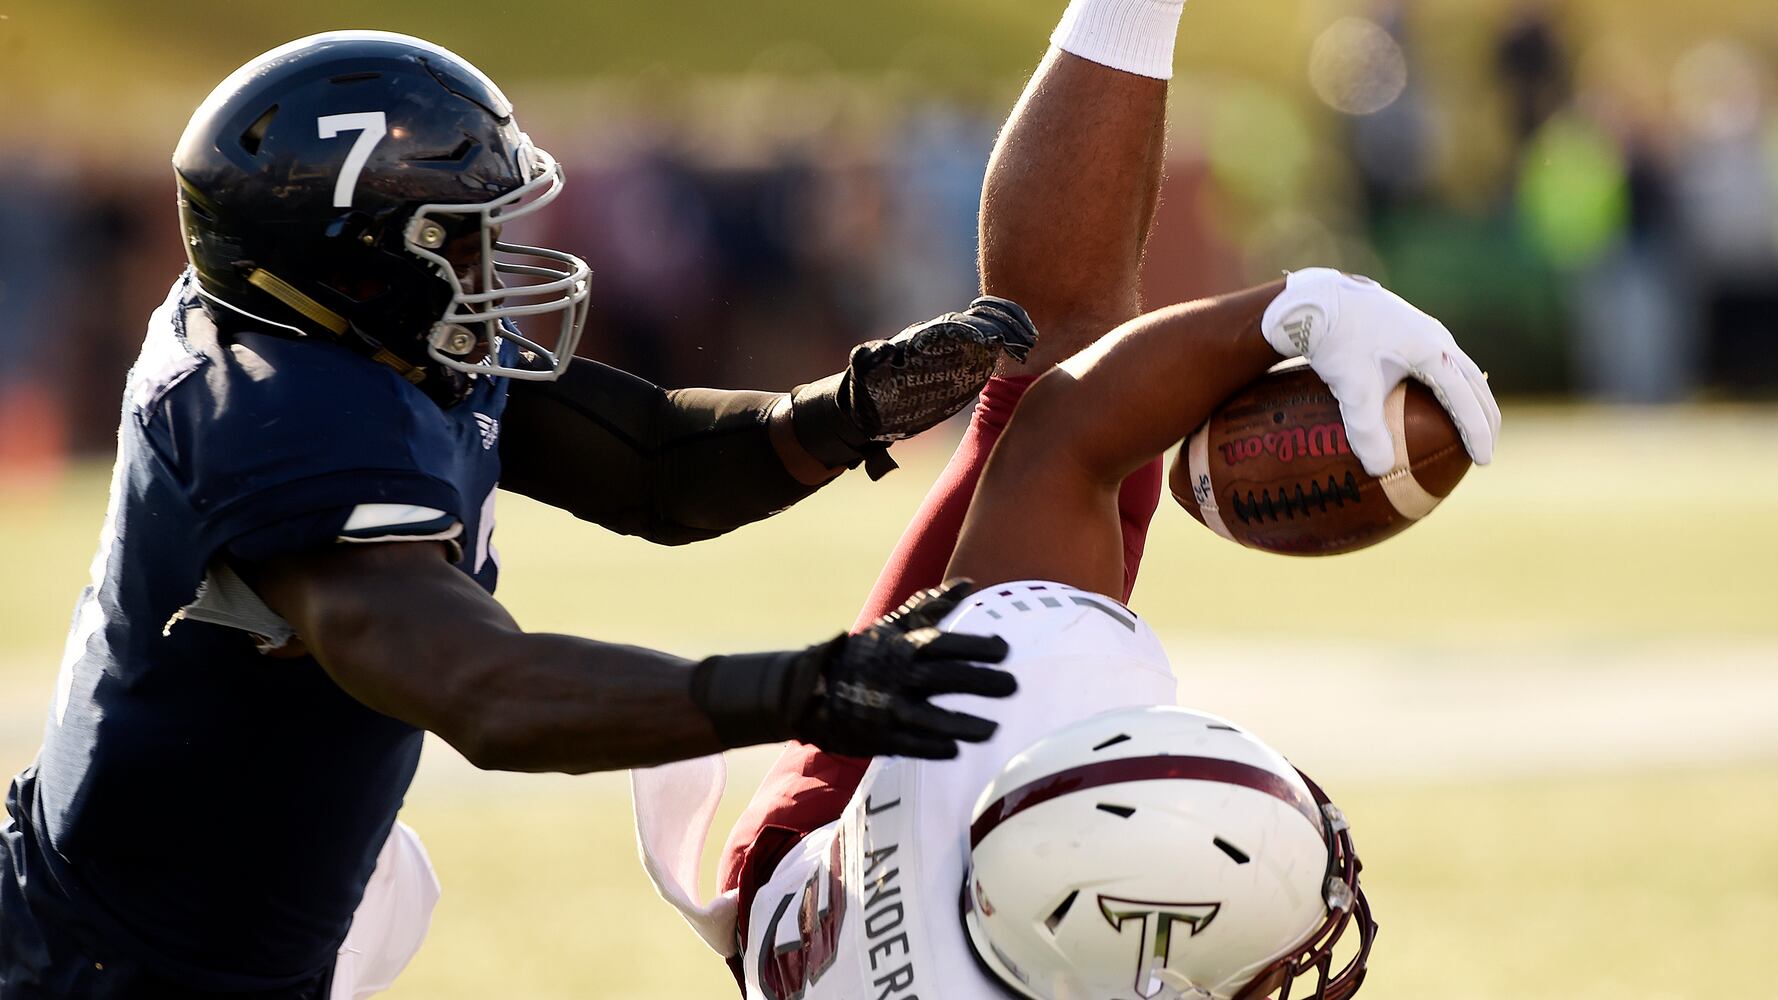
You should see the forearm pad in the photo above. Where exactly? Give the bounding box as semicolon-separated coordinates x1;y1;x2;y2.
688;645;828;749
500;362;826;545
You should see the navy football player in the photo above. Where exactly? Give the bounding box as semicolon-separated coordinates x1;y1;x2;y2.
0;32;1029;1000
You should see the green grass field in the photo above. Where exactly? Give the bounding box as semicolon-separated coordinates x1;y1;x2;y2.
2;405;1776;998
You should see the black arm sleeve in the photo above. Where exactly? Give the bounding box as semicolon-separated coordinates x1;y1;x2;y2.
498;361;824;546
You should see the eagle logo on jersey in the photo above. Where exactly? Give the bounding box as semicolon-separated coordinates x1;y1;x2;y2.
1096;896;1222;999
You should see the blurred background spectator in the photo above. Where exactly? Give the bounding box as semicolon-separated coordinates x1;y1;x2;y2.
1;0;1774;479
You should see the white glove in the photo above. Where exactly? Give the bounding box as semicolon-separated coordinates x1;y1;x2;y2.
1261;268;1500;477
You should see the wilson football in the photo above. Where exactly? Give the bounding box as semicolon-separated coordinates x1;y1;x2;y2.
1170;362;1470;555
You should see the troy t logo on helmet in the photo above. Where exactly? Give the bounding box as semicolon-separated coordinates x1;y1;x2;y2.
1097;897;1223;999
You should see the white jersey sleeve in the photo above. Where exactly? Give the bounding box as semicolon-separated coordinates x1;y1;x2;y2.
741;581;1177;1000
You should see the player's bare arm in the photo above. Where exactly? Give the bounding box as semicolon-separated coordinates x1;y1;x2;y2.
951;282;1281;595
843;44;1174;619
252;541;1013;773
249;541;710;772
981;48;1167;370
952;272;1502;596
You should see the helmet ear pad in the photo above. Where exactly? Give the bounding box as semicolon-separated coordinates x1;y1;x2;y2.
192;201;459;359
309;210;461;357
304;218;481;406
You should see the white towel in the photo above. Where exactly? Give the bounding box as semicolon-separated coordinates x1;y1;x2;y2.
631;753;740;957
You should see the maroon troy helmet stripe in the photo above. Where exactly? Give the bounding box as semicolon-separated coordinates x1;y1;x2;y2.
970;756;1323;848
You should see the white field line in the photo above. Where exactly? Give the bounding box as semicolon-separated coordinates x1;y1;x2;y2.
1160;635;1778;785
4;638;1774;797
400;636;1778;798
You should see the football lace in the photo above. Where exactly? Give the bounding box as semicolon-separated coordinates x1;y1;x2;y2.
1228;472;1362;524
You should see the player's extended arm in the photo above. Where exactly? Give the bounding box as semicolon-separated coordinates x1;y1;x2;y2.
951;271;1502;595
499;362;823;545
250;542;1015;772
498;300;1034;545
949;283;1284;596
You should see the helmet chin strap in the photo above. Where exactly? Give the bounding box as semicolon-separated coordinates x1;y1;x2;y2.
244;267;429;387
247;268;349;335
1152;970;1215;999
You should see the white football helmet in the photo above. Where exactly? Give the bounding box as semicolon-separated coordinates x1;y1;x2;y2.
962;706;1375;1000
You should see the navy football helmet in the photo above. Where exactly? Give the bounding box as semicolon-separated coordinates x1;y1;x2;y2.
173;31;590;403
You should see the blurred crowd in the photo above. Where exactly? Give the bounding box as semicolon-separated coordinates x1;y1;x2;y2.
1334;3;1778;401
1;1;1774;479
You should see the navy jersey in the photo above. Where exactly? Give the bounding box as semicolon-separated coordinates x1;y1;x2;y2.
1;273;506;993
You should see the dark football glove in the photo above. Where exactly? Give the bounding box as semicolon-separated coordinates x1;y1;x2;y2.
789;297;1039;479
688;581;1015;759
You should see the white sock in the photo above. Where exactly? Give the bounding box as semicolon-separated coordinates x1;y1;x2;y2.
1051;0;1187;80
